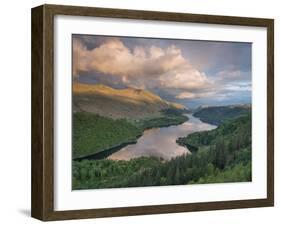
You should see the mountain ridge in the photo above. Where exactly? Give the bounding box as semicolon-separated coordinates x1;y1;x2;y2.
193;104;251;125
73;82;189;119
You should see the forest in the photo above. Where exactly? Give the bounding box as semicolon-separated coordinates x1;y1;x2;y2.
73;110;188;159
194;105;251;125
72;113;252;189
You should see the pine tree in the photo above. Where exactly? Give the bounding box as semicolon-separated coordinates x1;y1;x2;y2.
174;166;181;184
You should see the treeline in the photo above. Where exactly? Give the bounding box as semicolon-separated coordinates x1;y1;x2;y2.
125;147;251;187
193;105;251;125
73;112;142;158
73;109;188;158
73;157;162;189
177;113;251;149
73;114;252;189
124;113;251;187
134;110;188;130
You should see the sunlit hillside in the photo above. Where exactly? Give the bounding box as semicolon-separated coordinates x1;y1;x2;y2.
73;82;188;119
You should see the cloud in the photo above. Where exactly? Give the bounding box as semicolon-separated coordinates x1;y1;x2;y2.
73;37;251;106
73;38;184;77
73;38;210;91
224;83;251;92
175;68;252;100
176;91;216;99
216;69;251;83
160;70;210;90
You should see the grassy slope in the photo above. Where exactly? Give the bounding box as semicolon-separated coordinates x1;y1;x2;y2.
194;105;251;125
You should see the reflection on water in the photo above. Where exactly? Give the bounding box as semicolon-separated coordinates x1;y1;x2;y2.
108;114;216;161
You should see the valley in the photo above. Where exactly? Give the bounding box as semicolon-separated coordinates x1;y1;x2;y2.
73;82;189;159
73;112;251;189
72;82;252;189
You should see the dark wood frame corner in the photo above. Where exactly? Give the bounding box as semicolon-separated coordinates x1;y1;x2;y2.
31;4;274;221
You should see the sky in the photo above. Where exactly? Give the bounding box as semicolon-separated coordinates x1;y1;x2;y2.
72;34;252;108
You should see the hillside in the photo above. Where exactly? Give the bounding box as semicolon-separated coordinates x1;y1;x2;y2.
176;113;251;183
73;114;252;189
73;82;190;159
73;82;189;119
193;104;251;125
177;113;251;152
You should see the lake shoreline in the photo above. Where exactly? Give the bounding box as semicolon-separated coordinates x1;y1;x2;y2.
73;139;139;161
73;115;190;161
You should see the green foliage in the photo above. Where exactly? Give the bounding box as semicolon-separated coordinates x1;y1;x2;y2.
133;109;188;130
73;111;252;189
161;108;190;115
73;112;142;158
177;113;251;152
194;105;251;125
73;110;188;159
72;157;162;189
193;162;252;184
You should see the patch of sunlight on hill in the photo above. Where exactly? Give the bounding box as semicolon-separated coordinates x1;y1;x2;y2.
73;82;188;119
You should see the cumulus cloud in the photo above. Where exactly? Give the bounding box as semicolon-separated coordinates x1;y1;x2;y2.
175;68;252;100
73;38;211;92
73;37;251;106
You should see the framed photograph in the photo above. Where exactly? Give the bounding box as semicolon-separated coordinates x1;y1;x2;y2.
31;4;274;221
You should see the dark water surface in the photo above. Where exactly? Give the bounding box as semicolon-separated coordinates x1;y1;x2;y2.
108;114;216;161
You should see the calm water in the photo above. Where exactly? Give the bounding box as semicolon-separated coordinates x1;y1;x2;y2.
108;114;216;161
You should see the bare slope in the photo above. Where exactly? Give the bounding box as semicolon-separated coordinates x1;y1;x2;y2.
73;82;187;119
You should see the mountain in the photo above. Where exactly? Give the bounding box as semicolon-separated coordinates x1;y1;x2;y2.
192;105;210;113
193;104;251;125
73;82;189;119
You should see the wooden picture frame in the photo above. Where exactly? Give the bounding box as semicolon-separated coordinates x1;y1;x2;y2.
31;4;274;221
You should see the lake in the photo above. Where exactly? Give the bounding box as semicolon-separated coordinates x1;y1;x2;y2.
108;114;216;161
